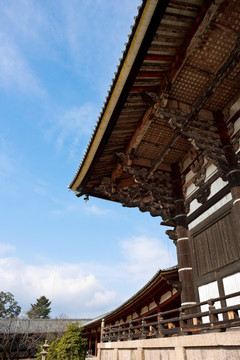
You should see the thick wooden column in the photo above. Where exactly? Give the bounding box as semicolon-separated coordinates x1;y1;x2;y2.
217;113;240;235
171;164;196;308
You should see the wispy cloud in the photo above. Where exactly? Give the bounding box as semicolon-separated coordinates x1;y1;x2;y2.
0;34;45;96
50;203;82;216
60;1;141;94
50;202;109;217
120;235;176;282
47;103;98;159
83;204;110;216
0;244;15;256
0;0;63;63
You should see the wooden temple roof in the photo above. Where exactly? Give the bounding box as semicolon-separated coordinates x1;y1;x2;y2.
83;266;178;331
69;0;240;217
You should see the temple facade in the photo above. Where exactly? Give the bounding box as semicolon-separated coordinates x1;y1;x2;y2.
69;0;240;357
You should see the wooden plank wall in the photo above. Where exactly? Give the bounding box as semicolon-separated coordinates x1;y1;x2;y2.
192;210;240;277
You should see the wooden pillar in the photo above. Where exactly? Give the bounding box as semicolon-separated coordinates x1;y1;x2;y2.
216;112;240;235
89;334;92;352
95;334;98;357
171;164;196;309
100;318;105;342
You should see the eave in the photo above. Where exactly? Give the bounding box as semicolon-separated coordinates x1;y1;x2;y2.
69;0;184;194
83;266;178;331
69;0;240;213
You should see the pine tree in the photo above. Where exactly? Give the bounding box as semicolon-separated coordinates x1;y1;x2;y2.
0;291;21;318
27;296;51;319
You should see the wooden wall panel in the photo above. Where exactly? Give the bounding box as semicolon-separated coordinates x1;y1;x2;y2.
192;212;240;277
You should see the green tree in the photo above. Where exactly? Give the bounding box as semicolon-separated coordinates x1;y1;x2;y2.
46;323;87;360
46;338;61;360
27;296;51;319
0;292;21;318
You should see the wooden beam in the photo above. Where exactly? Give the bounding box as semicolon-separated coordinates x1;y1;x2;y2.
111;107;154;182
132;157;152;168
117;177;136;188
127;107;154;153
144;54;174;62
187;184;230;225
226;108;240;125
131;86;160;92
137;71;166;78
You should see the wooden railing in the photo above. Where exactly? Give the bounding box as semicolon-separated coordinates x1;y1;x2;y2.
102;291;240;342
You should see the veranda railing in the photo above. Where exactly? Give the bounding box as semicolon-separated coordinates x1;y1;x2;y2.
102;291;240;342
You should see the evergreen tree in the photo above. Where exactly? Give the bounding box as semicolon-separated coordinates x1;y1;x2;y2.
46;338;60;360
45;323;87;360
0;291;21;318
27;296;51;319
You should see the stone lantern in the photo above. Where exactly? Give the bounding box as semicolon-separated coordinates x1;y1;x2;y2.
41;340;49;360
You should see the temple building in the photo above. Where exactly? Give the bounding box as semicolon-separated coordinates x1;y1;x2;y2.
83;267;179;357
69;0;240;358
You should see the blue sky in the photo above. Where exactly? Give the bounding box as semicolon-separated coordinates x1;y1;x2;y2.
0;0;177;319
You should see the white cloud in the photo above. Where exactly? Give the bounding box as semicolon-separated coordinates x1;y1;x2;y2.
120;235;176;281
50;202;109;217
47;103;98;160
0;255;117;318
50;203;79;216
0;244;15;256
0;234;176;318
83;204;110;216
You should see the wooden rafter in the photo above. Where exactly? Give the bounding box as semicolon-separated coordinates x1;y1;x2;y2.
111;107;154;182
137;71;166;78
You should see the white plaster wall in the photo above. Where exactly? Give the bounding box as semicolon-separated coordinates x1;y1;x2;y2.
186;161;232;230
198;282;222;322
172;288;177;295
185;98;240;228
189;193;232;229
223;272;240;316
149;301;157;311
160;291;171;304
140;306;148;315
229;98;240;119
188;164;232;229
132;312;138;320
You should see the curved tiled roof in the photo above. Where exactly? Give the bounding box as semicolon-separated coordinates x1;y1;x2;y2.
83;266;178;328
0;318;90;334
69;0;146;190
